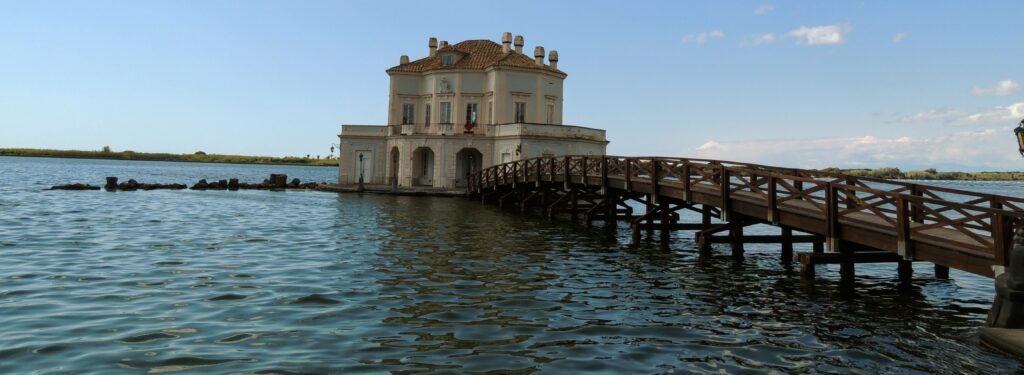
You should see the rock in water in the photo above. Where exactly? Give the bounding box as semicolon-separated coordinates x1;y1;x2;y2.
49;183;100;191
190;179;209;190
269;174;287;188
105;177;118;191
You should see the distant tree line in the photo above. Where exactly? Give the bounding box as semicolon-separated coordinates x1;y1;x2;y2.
0;148;339;167
820;167;1024;181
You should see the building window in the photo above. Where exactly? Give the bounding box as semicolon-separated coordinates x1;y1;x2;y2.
514;102;526;123
425;104;431;128
488;101;493;124
465;103;478;125
546;104;554;124
402;103;415;125
440;102;452;124
441;54;454;66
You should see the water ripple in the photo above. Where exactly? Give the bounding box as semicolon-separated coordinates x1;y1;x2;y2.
0;156;1021;373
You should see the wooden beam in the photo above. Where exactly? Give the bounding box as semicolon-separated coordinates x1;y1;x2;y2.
633;223;714;231
701;234;818;244
798;251;908;265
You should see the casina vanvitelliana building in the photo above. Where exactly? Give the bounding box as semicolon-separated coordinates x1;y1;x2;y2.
338;32;608;189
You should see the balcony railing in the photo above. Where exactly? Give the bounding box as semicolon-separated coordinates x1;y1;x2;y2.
387;123;486;136
491;123;606;142
344;123;606;142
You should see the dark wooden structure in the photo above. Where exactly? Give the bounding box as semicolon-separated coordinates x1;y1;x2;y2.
468;156;1024;282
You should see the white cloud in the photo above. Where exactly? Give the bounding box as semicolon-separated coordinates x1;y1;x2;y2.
906;102;1024;125
689;129;1018;170
904;109;963;123
755;4;774;16
961;102;1024;124
742;33;778;46
788;24;849;46
971;80;1021;96
682;30;725;45
892;32;907;43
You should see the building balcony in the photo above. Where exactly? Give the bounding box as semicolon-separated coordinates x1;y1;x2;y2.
341;122;606;143
491;122;606;142
340;125;389;137
384;123;487;136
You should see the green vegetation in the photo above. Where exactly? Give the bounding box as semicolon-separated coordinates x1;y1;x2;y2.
0;148;338;167
821;167;1024;181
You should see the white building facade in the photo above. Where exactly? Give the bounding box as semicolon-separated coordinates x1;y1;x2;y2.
338;32;608;188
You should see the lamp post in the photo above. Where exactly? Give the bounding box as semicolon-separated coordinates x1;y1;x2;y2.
358;153;365;192
1015;119;1024;157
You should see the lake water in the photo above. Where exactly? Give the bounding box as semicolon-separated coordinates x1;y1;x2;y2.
2;156;1023;374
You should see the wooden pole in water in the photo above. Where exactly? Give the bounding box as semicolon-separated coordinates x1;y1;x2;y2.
730;219;744;259
898;260;913;283
781;227;793;263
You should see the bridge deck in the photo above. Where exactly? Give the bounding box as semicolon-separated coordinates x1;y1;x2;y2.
470;156;1024;278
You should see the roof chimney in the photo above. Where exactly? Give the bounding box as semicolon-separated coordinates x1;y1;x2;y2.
548;50;558;69
428;37;437;57
501;32;512;53
513;35;524;54
533;46;545;65
400;55;409;64
439;40;449;49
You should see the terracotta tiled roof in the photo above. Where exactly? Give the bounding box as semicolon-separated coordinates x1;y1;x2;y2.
387;39;565;75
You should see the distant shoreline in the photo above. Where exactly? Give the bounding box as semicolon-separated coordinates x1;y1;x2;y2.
823;167;1024;181
0;148;338;167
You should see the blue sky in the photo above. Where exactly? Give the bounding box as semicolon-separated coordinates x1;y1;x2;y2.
1;1;1022;170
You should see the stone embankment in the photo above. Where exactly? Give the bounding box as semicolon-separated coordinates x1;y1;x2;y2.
47;174;321;192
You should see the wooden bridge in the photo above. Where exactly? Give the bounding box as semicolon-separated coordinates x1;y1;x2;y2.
467;155;1024;283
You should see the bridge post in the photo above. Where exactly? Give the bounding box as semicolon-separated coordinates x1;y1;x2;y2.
563;156;571;190
896;196;916;260
812;239;824;253
601;158;617;227
719;165;730;222
624;159;632;193
646;196;655;237
659;201;671;242
839;245;855;284
988;218;1024;328
800;259;815;280
935;265;950;279
729;219;744;260
682;162;692;204
898;260;913;283
605;193;618;228
781;227;793;263
600;157;609;195
698;205;713;254
570;187;578;221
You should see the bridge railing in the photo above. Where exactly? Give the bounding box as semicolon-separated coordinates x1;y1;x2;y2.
470;155;1024;272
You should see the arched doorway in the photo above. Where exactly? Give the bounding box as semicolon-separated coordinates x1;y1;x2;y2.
455;148;483;188
411;147;435;186
389;147;400;188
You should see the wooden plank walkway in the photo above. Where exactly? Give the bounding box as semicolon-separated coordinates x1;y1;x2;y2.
469;156;1024;278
